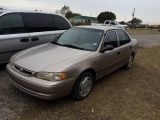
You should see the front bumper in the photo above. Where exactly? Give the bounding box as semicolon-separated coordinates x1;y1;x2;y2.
6;64;77;100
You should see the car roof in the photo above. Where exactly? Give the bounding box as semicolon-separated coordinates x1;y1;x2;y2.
76;25;122;32
0;10;61;16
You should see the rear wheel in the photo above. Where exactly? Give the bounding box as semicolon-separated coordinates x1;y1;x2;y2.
124;54;134;70
71;72;93;101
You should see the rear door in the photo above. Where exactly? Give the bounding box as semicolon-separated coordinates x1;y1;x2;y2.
116;29;132;63
0;13;30;62
22;13;57;47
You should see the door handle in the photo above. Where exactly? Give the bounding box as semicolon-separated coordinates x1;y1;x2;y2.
31;38;39;41
20;38;29;42
117;51;120;55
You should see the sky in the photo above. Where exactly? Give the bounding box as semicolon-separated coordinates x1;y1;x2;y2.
0;0;160;24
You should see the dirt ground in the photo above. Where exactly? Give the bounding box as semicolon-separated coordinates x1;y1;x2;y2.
0;33;160;120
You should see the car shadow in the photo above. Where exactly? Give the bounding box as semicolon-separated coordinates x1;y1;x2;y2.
0;63;7;71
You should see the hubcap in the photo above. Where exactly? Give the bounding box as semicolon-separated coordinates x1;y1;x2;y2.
128;55;133;68
79;76;92;97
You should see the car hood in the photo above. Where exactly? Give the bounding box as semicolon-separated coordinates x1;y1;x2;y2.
14;44;92;72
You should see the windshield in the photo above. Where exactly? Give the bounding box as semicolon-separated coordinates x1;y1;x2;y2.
52;27;104;51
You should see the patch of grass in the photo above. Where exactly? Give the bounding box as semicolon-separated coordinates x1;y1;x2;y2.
128;28;160;34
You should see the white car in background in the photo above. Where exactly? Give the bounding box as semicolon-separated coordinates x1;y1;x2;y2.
104;20;128;30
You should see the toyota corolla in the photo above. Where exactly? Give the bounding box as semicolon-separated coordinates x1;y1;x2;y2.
6;26;137;101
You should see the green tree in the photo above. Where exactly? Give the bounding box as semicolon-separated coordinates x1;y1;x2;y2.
65;11;81;18
97;11;116;23
128;18;142;24
56;5;81;18
60;5;70;16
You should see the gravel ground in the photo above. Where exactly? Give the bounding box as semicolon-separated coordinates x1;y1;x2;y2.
131;34;160;48
0;34;160;120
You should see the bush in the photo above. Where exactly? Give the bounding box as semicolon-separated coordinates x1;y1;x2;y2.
71;22;91;26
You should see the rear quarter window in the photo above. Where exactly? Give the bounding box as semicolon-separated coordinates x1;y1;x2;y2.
52;15;71;30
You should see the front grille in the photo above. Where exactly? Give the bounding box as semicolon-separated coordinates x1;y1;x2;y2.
13;64;34;76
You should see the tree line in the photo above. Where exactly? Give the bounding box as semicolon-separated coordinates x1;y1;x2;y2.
56;5;142;24
0;5;142;24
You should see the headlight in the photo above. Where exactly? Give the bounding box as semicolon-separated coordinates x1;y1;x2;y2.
35;72;67;81
9;57;14;66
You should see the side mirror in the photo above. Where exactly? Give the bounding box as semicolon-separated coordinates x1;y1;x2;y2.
100;45;114;53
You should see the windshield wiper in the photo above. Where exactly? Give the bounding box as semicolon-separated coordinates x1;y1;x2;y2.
52;42;86;50
61;44;85;50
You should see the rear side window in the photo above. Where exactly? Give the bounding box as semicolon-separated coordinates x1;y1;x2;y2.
104;31;118;48
52;15;71;30
23;13;55;32
0;13;25;35
117;30;131;46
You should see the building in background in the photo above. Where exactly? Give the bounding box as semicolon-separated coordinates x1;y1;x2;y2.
68;16;98;25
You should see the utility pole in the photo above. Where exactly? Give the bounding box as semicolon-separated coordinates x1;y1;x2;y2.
124;17;126;22
132;8;135;26
132;8;135;19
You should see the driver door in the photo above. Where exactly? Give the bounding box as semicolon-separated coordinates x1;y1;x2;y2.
97;30;121;77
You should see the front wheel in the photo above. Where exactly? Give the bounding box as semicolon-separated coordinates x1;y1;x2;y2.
124;54;134;70
71;72;93;101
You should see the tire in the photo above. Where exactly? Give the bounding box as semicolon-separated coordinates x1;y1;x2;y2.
71;72;93;101
124;54;134;70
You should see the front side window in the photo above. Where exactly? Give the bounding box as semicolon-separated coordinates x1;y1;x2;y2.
116;29;131;46
52;27;104;51
103;31;118;48
0;13;25;35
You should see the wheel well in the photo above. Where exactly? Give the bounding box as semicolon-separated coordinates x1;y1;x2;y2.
131;52;135;58
80;69;96;82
